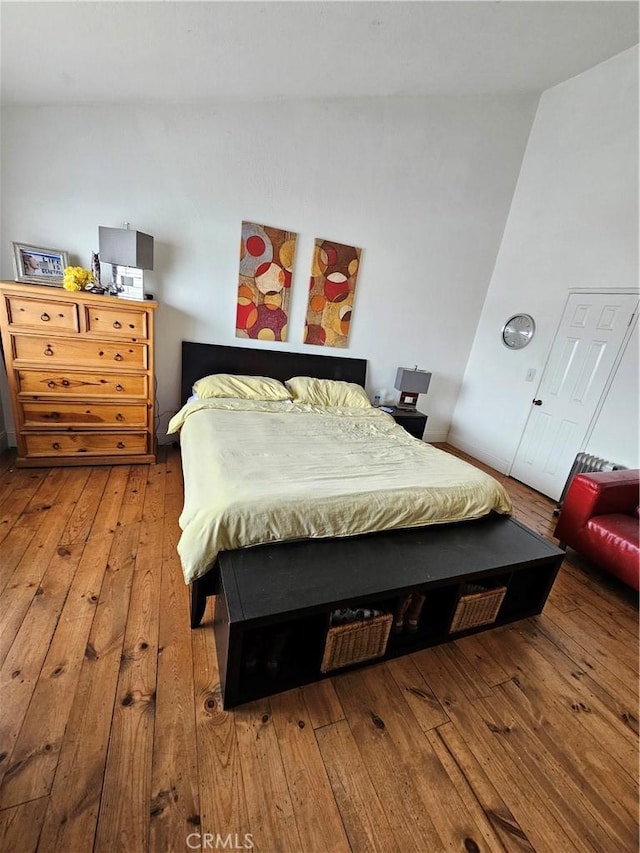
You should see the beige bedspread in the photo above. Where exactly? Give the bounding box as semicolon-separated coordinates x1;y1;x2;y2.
167;399;512;584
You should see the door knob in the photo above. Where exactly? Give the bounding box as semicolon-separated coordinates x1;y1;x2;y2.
532;399;543;406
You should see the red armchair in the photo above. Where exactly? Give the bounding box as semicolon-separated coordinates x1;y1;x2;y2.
554;469;639;591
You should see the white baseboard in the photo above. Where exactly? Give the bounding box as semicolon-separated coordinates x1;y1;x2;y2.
423;428;450;443
6;429;16;449
446;431;511;474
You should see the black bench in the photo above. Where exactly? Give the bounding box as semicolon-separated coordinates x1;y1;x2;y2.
213;515;564;708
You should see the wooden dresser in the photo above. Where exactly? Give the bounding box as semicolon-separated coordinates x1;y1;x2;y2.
0;281;157;466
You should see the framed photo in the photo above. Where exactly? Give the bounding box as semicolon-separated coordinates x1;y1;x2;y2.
12;242;69;286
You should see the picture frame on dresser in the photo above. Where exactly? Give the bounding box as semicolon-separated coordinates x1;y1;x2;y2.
12;242;69;286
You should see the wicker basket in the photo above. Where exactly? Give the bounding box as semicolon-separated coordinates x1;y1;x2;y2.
449;583;507;633
320;612;393;673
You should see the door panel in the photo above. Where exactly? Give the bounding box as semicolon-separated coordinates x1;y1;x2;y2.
510;293;637;500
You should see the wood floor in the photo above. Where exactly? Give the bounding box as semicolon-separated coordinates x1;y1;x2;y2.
0;445;637;853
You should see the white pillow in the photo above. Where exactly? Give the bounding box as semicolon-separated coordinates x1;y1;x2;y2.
285;376;371;408
193;373;292;401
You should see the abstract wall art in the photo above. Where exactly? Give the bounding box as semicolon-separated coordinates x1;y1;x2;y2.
304;238;362;348
236;221;297;342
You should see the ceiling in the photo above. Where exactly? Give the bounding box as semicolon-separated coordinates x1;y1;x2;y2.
1;1;638;105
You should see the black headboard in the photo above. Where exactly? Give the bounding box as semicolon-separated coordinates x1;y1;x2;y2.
181;341;368;403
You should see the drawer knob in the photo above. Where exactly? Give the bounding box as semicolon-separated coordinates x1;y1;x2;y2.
115;384;124;392
49;411;60;420
62;379;70;387
114;353;123;361
117;441;125;449
113;320;122;329
44;345;54;357
116;413;125;422
41;312;50;322
47;380;56;388
52;442;61;450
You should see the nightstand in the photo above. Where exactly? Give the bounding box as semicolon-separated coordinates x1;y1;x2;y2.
385;406;428;440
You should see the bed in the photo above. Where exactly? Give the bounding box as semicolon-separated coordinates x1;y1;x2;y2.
170;341;513;627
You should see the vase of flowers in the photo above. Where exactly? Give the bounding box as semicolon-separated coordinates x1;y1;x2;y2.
63;266;94;292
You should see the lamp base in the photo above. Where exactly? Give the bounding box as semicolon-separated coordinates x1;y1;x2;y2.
398;391;419;410
111;265;145;300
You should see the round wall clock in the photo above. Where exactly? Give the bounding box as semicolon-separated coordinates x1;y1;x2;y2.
502;313;535;349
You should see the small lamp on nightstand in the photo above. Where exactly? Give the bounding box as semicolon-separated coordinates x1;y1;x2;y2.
394;366;431;410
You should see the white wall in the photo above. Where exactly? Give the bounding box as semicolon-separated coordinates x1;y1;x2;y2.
0;95;537;443
449;47;639;475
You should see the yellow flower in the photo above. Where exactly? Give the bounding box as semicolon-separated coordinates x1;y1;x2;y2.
63;266;94;291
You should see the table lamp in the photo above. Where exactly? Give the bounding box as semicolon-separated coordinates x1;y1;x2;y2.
394;366;431;410
98;224;154;299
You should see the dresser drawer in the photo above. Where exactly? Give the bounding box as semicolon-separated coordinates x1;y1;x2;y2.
17;369;148;398
24;432;148;457
84;304;148;338
21;401;148;429
6;295;79;332
13;334;147;369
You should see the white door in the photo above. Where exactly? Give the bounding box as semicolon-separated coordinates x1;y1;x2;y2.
510;292;638;500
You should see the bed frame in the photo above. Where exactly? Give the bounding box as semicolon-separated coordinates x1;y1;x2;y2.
181;341;366;405
181;341;368;627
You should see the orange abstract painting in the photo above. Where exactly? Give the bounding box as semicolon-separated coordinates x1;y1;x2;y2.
236;221;297;342
304;238;362;348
